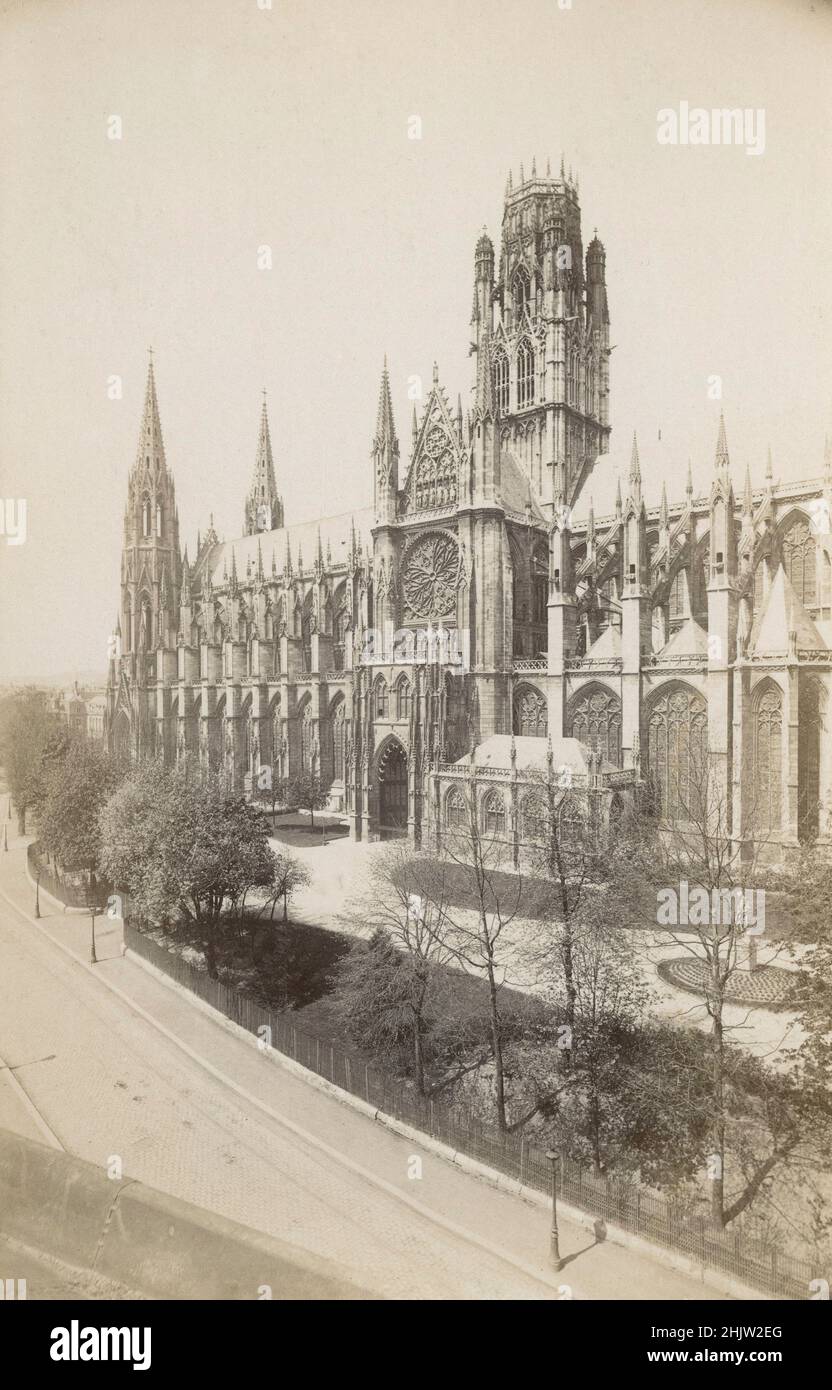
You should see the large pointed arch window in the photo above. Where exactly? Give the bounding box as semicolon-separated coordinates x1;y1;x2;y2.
569;686;622;768
482;789;506;836
647;685;707;823
513;685;547;738
445;787;466;829
374;676;389;720
142;497;152;537
299;700;313;773
517;339;535;408
521;794;547;844
753;685;782;833
494;350;509;413
512;266;530;319
781;515;817;607
331;698;346;782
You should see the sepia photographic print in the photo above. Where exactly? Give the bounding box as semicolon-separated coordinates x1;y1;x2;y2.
1;0;831;1358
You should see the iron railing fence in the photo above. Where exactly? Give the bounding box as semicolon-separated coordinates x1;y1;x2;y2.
123;918;823;1300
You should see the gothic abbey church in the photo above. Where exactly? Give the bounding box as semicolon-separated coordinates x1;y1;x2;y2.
107;165;832;860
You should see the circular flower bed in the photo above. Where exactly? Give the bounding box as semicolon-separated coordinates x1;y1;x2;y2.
657;957;796;1009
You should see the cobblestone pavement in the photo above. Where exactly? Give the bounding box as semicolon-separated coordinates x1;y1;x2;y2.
0;835;727;1300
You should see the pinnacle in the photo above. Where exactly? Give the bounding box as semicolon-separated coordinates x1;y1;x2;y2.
374;359;398;450
475;327;496;421
714;413;730;471
629;432;641;486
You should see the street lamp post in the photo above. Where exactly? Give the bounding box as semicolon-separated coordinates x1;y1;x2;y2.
89;870;98;965
34;874;41;919
545;1150;564;1271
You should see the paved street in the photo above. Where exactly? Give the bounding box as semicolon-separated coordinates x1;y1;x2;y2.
0;832;727;1300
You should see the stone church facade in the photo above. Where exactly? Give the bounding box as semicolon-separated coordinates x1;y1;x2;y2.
107;164;832;859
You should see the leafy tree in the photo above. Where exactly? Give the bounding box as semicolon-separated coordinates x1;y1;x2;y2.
258;849;311;922
252;768;291;823
285;772;330;829
99;763;278;978
36;738;124;880
0;688;60;832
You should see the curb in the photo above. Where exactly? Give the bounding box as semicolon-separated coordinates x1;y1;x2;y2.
125;947;774;1302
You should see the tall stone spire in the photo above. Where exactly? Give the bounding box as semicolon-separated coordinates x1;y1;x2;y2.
372;358;399;525
135;351;166;474
244;394;283;535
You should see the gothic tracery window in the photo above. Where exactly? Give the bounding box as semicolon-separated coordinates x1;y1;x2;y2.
669;568;688;623
513;686;548;738
413;424;457;511
482;789;506;836
753;685;782;833
331;698;346;782
513;266;530;319
396;677;412;721
781;516;817;607
517;339;535;408
446;787;466;829
570;687;622;767
558;794;584;847
374;676;389;720
300;700;313;773
647;685;708;823
495;350;509;413
522;794;547;843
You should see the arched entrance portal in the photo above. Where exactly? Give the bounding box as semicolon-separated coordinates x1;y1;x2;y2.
378;740;408;839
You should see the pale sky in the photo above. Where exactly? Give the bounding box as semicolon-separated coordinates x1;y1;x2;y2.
1;0;830;682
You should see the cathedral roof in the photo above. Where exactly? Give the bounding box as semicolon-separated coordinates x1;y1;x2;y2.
498;448;547;522
207;508;374;588
658;616;710;658
457;734;616;776
585;622;622;660
749;564;826;655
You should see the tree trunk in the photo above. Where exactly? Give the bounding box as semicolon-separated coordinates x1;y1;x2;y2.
709;962;726;1229
487;959;507;1131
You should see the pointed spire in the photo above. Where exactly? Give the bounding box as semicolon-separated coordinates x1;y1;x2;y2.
615;478;622;518
766;445;774;484
256;537;264;581
629;432;641;487
475;327;496;420
374;358;397;448
587;494;595;539
714;413;730;472
686;459;694;499
229;546;238;596
135;352;166;471
297;540;303;575
432;361;439;387
245;393;282;534
659;481;668;528
560;153;565;179
531;155;536;177
519;161;525;184
546;155;551;176
411;404;418;448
